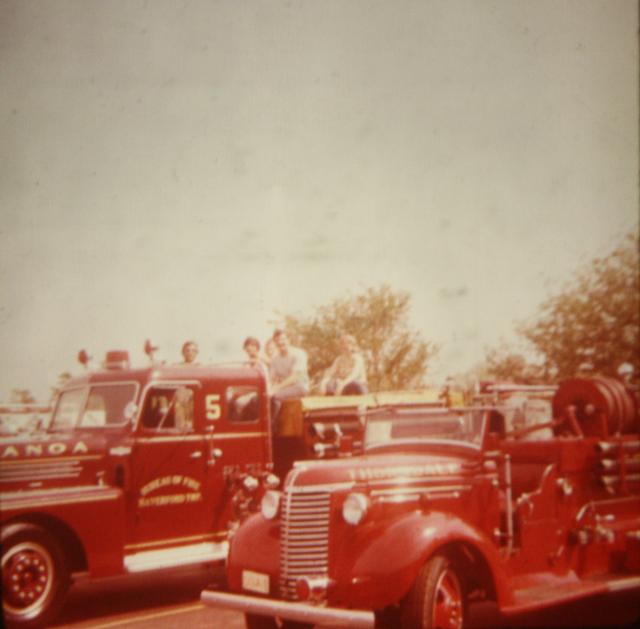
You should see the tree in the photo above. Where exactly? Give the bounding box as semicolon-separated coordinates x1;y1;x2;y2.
281;285;438;391
10;388;36;404
481;344;545;384
519;232;639;380
50;372;72;401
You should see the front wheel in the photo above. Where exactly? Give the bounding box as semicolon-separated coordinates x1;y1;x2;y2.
245;614;312;629
401;553;465;629
2;524;70;628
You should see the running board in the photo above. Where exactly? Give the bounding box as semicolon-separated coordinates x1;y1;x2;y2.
124;541;228;574
503;574;640;615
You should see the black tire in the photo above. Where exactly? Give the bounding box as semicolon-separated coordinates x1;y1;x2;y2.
245;614;312;629
401;553;465;629
2;524;70;628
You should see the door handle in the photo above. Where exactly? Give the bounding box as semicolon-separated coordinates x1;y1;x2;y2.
189;451;203;459
206;448;223;467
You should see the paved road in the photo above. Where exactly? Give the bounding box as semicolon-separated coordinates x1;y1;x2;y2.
51;573;243;629
50;573;639;629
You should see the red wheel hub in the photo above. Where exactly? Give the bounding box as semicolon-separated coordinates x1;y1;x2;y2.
432;567;463;629
3;547;51;610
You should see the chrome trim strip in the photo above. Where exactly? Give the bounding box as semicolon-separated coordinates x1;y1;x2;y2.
1;471;81;482
0;484;116;499
201;591;374;629
125;541;228;573
367;477;469;490
110;446;132;456
135;435;205;443
285;482;354;493
365;438;481;453
608;576;640;592
1;492;120;511
0;455;102;466
124;532;225;551
210;432;268;440
371;484;467;495
376;494;421;504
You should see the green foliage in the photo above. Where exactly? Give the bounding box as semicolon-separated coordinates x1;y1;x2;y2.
282;285;437;392
520;232;639;380
10;388;36;404
482;344;545;384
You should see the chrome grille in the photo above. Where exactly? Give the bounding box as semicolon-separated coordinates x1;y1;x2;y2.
279;488;330;599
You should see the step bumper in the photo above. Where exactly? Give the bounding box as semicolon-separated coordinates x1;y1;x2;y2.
201;590;375;629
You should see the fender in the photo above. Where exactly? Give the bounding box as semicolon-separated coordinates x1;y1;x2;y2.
227;513;280;595
1;486;126;577
335;510;512;610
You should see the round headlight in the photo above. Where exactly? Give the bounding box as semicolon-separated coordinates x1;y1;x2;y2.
243;475;259;492
264;473;280;490
261;490;281;520
342;492;369;526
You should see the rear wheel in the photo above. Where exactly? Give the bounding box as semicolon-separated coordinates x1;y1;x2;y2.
245;614;312;629
2;524;70;628
401;553;465;629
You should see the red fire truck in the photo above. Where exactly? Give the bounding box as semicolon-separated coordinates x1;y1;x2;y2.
0;349;449;627
202;376;640;629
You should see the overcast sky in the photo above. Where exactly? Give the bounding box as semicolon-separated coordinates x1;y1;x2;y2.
1;0;638;401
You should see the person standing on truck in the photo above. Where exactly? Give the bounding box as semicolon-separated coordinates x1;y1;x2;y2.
264;337;277;367
320;333;368;395
243;336;270;385
180;340;200;365
269;329;309;426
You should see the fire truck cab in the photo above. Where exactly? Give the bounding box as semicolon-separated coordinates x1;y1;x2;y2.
1;352;275;627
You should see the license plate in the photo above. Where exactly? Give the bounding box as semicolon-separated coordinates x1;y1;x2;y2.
242;570;270;594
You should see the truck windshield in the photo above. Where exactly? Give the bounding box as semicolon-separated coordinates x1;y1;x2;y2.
364;409;485;450
51;384;137;429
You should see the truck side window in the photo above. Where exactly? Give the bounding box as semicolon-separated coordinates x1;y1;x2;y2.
142;387;194;432
52;388;86;429
226;386;259;423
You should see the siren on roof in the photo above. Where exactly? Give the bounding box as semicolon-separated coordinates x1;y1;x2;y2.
105;351;130;370
77;349;91;368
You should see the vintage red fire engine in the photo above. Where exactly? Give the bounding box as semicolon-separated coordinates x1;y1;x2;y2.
0;348;448;627
202;375;640;629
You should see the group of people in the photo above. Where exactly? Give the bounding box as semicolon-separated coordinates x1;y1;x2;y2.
177;331;369;421
242;329;368;402
251;329;368;424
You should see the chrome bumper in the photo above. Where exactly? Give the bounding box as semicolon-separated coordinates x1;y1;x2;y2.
200;590;375;628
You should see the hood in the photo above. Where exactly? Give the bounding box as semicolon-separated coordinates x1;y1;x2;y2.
0;431;110;491
286;449;482;490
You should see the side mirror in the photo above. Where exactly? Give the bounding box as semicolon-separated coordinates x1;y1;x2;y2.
78;349;91;368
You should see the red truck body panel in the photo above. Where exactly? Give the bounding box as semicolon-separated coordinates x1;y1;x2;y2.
207;377;640;628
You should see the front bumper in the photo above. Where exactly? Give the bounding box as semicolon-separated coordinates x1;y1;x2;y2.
201;590;375;628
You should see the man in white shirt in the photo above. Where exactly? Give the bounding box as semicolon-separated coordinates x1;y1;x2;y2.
269;329;309;427
179;340;200;365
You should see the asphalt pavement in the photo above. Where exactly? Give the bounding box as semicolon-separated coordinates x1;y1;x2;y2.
49;572;639;629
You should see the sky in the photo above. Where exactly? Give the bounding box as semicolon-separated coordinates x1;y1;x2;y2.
1;0;638;401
